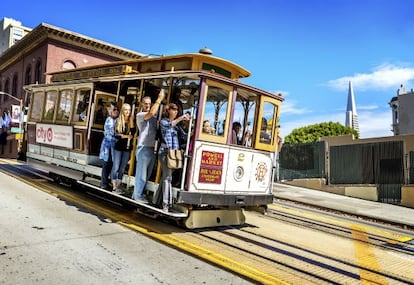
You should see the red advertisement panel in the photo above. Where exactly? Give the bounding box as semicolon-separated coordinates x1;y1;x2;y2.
198;150;224;184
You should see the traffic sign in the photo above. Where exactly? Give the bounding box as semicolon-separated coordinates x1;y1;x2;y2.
11;127;23;134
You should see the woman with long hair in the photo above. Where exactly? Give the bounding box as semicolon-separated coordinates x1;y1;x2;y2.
153;103;189;211
111;103;135;193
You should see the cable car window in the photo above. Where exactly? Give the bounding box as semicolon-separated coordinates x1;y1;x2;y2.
201;83;232;141
232;89;257;147
260;101;277;145
56;89;73;122
29;91;45;121
170;78;200;115
73;89;90;123
43;90;58;121
93;93;118;128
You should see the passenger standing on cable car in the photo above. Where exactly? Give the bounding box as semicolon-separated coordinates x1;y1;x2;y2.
99;102;119;190
111;103;135;193
132;90;165;202
170;87;184;117
153;103;189;211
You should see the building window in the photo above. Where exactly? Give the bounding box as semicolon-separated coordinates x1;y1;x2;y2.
25;65;32;85
12;73;18;98
62;60;76;70
35;59;42;84
4;79;10;101
13;28;23;37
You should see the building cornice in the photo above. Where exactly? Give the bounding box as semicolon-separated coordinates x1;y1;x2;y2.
0;22;144;70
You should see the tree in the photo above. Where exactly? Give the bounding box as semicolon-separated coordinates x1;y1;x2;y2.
284;121;359;144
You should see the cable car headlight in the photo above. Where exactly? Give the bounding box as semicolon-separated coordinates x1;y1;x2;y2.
233;166;244;182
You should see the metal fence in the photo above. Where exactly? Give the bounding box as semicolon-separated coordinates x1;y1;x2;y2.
329;140;403;204
278;141;326;180
278;140;405;204
329;141;404;184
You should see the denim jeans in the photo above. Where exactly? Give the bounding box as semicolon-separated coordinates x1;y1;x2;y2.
152;151;173;207
100;146;113;188
111;149;131;183
132;146;156;200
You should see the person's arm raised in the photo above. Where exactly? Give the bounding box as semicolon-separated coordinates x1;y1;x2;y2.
144;89;165;120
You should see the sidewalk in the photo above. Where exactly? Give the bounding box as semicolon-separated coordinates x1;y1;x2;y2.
273;183;414;228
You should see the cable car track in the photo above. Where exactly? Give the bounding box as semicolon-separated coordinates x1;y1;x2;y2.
2;160;414;284
267;203;414;256
191;223;414;284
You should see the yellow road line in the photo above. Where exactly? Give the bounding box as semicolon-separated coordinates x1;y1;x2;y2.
352;225;388;285
270;204;412;243
4;168;291;285
121;222;291;285
0;158;21;165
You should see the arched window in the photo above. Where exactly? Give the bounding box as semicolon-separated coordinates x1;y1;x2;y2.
12;73;18;98
25;65;32;85
4;78;10;101
62;60;76;70
35;59;42;84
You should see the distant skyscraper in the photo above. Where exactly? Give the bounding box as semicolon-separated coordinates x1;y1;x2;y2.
345;81;359;133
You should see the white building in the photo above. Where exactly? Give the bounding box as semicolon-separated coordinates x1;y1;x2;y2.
0;17;32;54
389;84;414;135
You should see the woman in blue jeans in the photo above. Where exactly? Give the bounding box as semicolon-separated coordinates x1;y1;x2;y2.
153;103;189;211
99;103;118;190
111;103;135;193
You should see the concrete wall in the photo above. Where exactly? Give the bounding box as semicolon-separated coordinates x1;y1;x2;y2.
283;179;378;202
282;178;345;195
344;186;378;201
402;185;414;208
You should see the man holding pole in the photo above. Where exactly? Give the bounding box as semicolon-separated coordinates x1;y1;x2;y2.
132;89;165;202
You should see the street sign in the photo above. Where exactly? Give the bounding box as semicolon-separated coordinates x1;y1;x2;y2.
15;133;24;140
11;127;23;134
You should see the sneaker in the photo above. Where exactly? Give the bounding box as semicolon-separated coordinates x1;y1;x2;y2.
133;196;148;203
101;185;111;191
113;188;124;195
162;204;170;212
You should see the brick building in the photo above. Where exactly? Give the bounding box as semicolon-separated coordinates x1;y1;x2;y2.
0;21;143;158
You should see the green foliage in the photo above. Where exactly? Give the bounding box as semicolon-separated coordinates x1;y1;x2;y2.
284;121;359;144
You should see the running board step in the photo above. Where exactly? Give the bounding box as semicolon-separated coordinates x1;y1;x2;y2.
76;180;188;218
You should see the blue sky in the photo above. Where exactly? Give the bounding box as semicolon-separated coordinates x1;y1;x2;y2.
3;0;414;139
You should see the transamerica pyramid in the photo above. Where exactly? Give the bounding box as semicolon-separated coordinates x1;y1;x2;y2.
345;81;359;133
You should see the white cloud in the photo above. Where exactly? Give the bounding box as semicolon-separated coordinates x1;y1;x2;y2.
325;63;414;91
280;99;311;115
357;111;393;138
356;104;378;111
